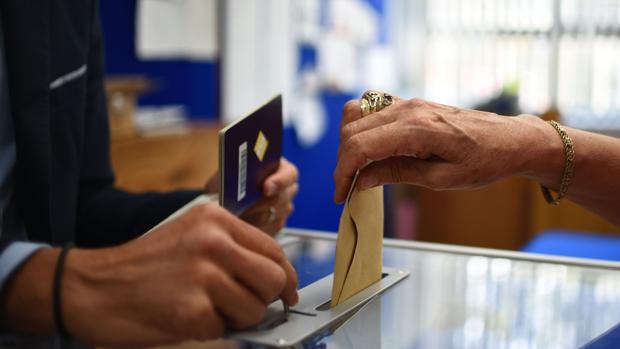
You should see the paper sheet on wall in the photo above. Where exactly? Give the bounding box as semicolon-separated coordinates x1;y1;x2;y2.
136;0;218;61
331;174;384;307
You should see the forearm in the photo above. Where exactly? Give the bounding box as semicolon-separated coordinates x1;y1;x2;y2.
0;248;58;334
517;115;620;225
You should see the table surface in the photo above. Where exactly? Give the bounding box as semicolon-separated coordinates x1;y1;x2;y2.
157;229;620;349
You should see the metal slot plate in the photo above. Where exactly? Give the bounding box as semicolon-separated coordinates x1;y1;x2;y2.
227;267;410;347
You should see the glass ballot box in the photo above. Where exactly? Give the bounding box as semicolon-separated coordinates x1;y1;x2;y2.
166;229;620;349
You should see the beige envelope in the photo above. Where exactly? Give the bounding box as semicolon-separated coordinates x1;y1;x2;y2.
331;174;384;306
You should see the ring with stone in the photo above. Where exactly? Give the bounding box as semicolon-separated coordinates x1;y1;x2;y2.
360;90;394;116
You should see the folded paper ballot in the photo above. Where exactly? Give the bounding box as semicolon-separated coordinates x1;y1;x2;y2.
331;174;384;306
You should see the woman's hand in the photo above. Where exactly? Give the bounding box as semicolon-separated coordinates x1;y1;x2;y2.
333;97;562;202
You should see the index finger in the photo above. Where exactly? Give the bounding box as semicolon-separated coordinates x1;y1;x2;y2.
340;100;364;137
339;96;404;141
335;96;404;187
333;122;430;202
224;213;299;305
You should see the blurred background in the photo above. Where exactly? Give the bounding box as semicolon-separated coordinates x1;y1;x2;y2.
100;0;620;257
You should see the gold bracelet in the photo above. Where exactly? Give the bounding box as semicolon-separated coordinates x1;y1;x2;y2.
540;120;575;205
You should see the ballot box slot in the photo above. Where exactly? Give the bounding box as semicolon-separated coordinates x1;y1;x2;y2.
259;316;288;331
315;272;389;311
315;299;332;311
288;309;317;317
227;267;409;348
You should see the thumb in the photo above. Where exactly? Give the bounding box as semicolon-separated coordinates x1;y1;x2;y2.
358;156;457;190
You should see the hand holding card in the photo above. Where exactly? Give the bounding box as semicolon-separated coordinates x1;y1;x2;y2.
219;95;283;216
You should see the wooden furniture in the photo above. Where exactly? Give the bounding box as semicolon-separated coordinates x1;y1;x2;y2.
110;123;220;193
393;179;620;251
413;178;531;250
105;76;152;140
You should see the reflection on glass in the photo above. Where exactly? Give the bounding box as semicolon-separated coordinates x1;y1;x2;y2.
281;237;620;348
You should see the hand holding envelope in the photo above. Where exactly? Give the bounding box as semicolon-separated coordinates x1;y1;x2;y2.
331;91;393;306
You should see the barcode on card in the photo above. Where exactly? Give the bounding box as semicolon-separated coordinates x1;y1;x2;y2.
237;142;248;202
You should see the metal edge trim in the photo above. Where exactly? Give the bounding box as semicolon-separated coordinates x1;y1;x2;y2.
282;227;620;270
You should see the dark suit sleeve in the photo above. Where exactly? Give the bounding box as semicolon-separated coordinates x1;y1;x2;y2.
75;2;202;247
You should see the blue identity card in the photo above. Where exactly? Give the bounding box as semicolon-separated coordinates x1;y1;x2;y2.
218;95;283;215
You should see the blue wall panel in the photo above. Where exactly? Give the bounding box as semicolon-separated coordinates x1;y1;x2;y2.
283;92;352;231
99;0;219;120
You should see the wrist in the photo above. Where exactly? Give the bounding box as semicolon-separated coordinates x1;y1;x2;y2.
0;247;58;334
61;247;114;344
514;114;565;188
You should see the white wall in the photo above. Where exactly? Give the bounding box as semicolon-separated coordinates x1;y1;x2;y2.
221;0;296;124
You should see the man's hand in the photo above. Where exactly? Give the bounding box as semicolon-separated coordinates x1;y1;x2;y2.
206;158;299;236
1;203;298;347
334;97;560;202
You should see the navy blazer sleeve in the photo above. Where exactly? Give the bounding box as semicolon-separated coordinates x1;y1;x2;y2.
75;4;201;247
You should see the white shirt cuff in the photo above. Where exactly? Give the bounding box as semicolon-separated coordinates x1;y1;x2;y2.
0;242;48;291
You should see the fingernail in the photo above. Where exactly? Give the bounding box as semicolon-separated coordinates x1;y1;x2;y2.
359;176;378;190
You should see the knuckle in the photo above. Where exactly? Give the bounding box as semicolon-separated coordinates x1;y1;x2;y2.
192;304;222;340
334;134;365;170
200;264;226;287
344;134;363;155
193;261;221;283
289;162;299;181
264;268;287;301
173;299;211;337
199;231;231;255
195;301;216;322
191;203;224;223
194;202;214;216
244;306;267;327
429;110;448;124
285;202;294;215
408;98;427;108
286;184;299;201
256;264;286;302
271;245;287;265
341;123;356;141
346;136;369;167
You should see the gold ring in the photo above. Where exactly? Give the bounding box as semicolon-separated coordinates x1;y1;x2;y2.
360;90;394;116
